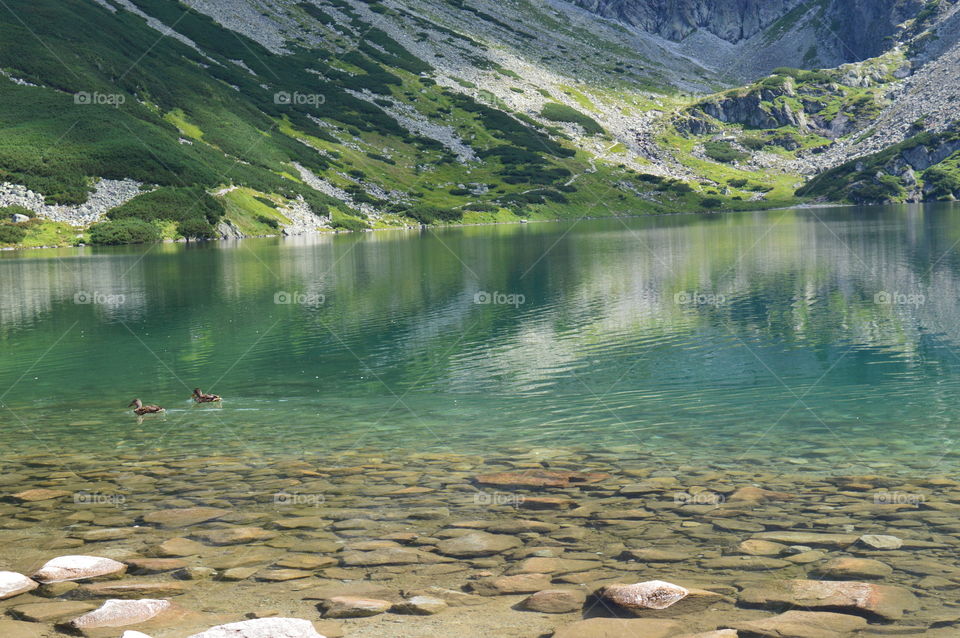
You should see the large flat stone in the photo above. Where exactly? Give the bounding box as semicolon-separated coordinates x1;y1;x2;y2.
32;556;127;584
750;532;858;549
62;599;173;630
739;579;920;620
435;531;522;557
730;610;868;637
143;507;230;528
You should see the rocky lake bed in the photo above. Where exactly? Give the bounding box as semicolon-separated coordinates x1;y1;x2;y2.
1;446;959;638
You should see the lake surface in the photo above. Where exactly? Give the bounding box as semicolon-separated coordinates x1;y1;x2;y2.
3;204;960;469
3;205;960;636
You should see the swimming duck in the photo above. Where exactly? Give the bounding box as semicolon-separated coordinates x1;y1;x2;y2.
192;388;222;403
129;398;165;415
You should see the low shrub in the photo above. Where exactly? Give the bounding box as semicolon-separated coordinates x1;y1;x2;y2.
89;219;161;245
0;223;27;244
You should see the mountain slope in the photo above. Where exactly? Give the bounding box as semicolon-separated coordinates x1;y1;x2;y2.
0;0;958;248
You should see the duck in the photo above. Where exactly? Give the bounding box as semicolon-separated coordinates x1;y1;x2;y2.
192;388;222;403
129;398;165;416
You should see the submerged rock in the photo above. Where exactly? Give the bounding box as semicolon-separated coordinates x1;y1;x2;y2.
187;617;324;637
552;618;683;638
320;596;391;618
811;557;893;580
32;555;127;583
520;589;586;613
739;579;919;620
143;507;230;528
600;580;689;611
435;531;522;557
858;534;903;550
0;571;39;600
472;470;609;489
730;609;867;636
390;595;448;615
63;598;172;630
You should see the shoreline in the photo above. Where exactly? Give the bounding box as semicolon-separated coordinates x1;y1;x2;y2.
0;199;866;254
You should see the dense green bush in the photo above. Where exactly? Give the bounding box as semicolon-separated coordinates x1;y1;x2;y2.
405;205;463;224
330;216;369;231
700;197;723;209
89;219;161;245
704;141;749;163
108;187;225;225
256;214;281;229
924;165;960;199
0;223;27;244
540;103;604;135
1;204;36;219
177;218;217;240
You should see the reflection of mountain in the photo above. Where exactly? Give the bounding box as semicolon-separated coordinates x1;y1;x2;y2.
3;206;960;408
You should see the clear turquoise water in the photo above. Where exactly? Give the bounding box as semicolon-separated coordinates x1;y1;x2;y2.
2;205;960;471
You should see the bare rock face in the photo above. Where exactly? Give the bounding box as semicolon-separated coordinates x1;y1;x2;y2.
600;580;689;611
64;599;172;630
32;556;127;584
739;579;919;620
0;572;39;600
187;618;325;637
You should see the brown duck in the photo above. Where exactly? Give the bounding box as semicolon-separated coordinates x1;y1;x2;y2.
129;398;165;415
192;388;222;403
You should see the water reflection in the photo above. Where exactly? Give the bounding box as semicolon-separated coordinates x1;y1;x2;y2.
1;205;960;463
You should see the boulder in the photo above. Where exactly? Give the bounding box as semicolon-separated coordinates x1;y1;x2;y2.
187;618;325;637
32;556;127;583
600;580;689;611
8;601;96;622
739;579;919;620
0;571;39;600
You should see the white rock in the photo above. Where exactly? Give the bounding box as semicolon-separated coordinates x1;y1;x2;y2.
0;571;39;600
32;555;127;583
68;599;172;629
601;580;689;610
187;618;325;638
122;632;155;638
